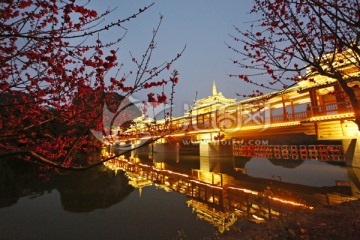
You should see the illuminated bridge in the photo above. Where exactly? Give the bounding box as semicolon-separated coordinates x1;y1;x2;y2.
107;63;360;167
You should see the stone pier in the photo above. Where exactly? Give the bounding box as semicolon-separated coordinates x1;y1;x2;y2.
199;141;233;157
153;142;180;153
342;138;360;168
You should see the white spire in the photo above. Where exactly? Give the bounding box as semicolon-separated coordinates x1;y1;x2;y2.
212;81;217;95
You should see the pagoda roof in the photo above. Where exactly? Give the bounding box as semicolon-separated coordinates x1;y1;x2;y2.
191;81;236;108
192;92;236;108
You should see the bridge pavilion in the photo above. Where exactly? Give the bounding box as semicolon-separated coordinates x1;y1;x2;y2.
117;53;360;167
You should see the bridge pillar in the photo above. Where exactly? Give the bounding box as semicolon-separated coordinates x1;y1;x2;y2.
153;142;180;153
199;156;213;172
131;139;151;152
199;141;232;157
127;139;152;160
342;138;360;168
347;167;360;198
152;151;179;163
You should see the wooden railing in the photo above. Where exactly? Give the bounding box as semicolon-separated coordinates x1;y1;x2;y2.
311;102;352;115
119;101;354;139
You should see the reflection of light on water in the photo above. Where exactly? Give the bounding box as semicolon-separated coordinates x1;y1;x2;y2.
270;196;313;209
187;200;238;233
228;186;258;195
103;156;317;232
252;214;265;222
154;183;173;192
104;157;314;209
189;179;223;190
227;186;314;210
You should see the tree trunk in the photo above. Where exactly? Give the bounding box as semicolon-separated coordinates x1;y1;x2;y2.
337;78;360;131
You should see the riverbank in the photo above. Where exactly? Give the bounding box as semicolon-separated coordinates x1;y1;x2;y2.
221;199;360;240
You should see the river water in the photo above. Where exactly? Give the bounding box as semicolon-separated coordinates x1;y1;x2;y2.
0;153;359;240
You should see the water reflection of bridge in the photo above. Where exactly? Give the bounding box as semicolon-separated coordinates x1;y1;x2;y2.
103;156;357;232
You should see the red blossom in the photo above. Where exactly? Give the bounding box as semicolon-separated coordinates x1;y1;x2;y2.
0;0;182;169
157;93;167;103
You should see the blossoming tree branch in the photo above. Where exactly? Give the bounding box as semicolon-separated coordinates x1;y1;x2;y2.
228;0;360;129
0;0;185;169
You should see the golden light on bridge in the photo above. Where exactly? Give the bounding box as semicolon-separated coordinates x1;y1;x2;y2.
309;113;355;122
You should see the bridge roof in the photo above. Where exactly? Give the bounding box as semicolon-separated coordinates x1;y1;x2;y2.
234;84;301;105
